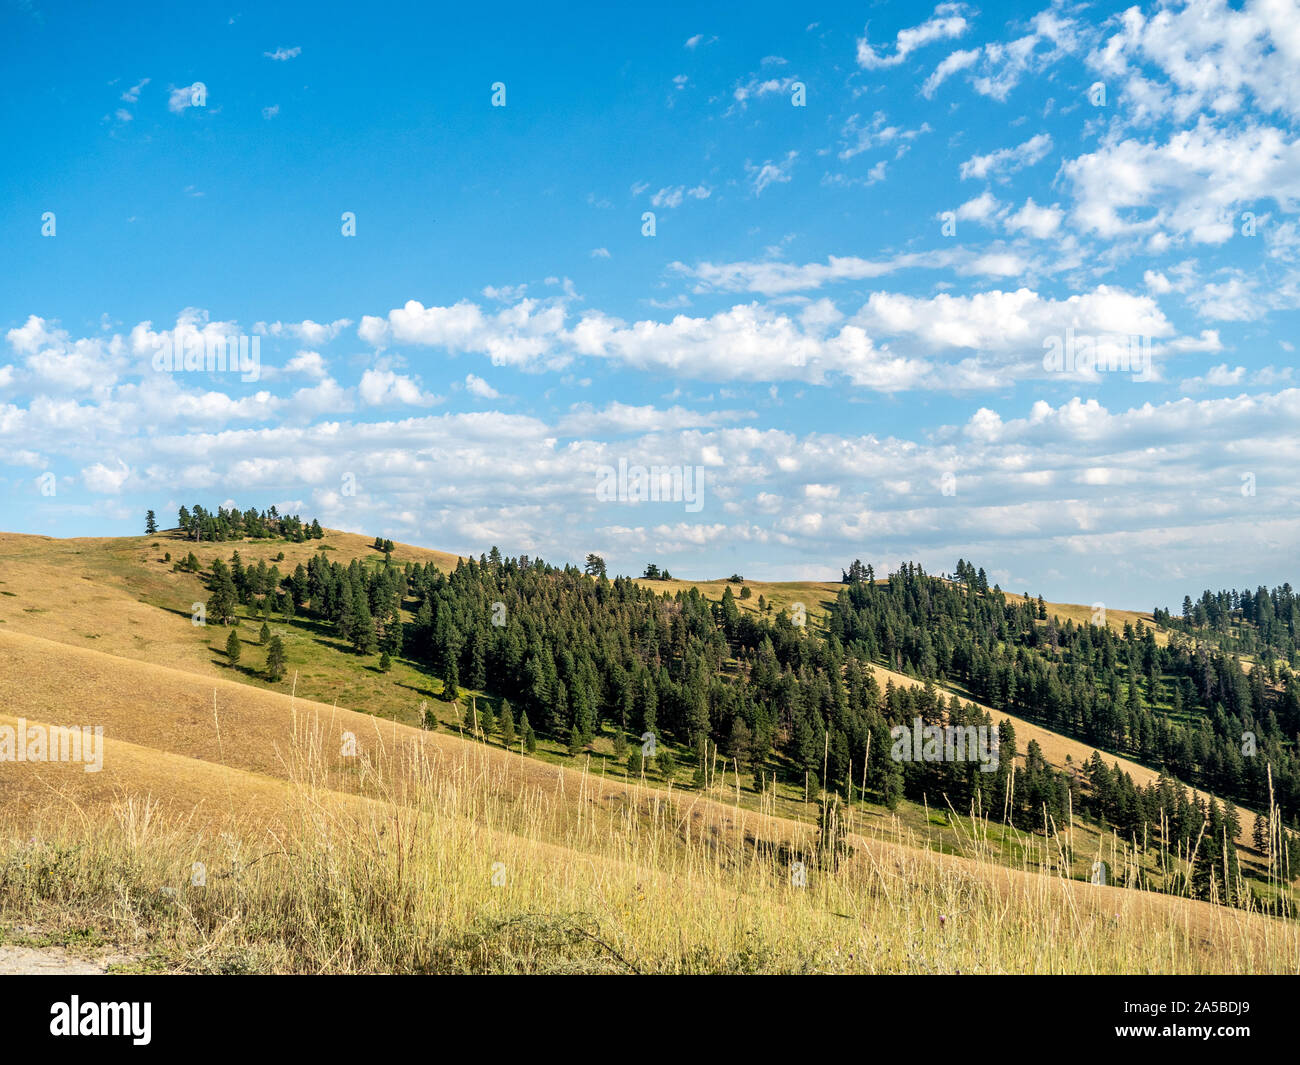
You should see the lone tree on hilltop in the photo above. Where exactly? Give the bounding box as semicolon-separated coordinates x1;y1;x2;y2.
145;510;158;535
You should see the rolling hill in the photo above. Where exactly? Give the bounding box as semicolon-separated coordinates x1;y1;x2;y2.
1;526;1296;973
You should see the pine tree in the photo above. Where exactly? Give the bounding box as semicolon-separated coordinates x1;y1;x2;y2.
655;748;678;781
145;510;158;535
207;560;239;625
266;635;286;682
521;712;536;753
498;700;516;748
259;620;270;645
469;630;486;690
225;629;241;665
350;594;377;654
379;651;392;672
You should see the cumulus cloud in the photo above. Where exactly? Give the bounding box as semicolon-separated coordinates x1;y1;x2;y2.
856;4;970;69
1089;0;1300;123
959;133;1053;180
283;351;328;379
257;318;352;345
358;298;567;367
4;310;1298;599
1062;119;1300;245
1003;197;1064;238
358;369;442;407
556;402;752;436
82;459;131;494
464;373;500;399
922;48;980;97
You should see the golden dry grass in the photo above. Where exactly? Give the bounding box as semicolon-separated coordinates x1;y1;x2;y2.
2;626;1296;972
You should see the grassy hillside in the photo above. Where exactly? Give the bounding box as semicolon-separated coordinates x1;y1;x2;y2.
0;528;1296;972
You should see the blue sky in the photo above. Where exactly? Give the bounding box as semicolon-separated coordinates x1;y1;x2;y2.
2;0;1298;609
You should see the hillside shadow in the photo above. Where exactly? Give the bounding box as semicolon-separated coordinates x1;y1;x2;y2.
208;657;267;682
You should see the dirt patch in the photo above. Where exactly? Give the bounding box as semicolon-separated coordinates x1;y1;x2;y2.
0;944;106;975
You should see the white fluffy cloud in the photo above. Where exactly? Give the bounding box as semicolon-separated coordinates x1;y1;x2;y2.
856;4;970;69
358;370;442;407
1089;0;1300;123
359;298;568;367
921;9;1086;101
959;133;1052;180
1062;119;1300;245
464;373;500;399
283;351;329;379
82;459;131;494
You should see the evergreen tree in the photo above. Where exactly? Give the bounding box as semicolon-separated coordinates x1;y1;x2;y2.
145;510;158;535
477;697;495;740
350;594;377;654
266;635;287;682
225;629;241;665
1252;812;1268;855
498;700;516;748
656;747;678;781
207;560;239;625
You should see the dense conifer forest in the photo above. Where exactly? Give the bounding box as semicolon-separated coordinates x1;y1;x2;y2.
174;503;324;543
183;512;1300;906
